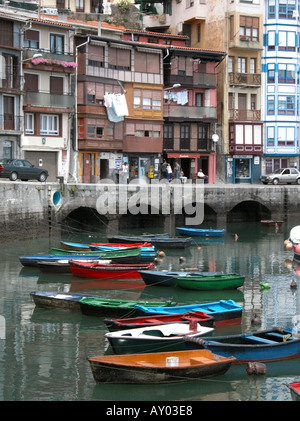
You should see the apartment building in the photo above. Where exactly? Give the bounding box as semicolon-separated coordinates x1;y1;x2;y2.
262;0;300;174
0;14;25;162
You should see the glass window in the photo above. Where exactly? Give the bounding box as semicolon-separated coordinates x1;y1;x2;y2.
40;114;59;135
235;159;251;179
50;34;64;54
25;113;34;134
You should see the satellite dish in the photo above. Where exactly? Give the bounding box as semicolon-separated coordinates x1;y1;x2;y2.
212;134;219;143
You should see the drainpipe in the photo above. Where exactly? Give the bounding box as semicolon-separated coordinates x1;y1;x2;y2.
74;36;90;182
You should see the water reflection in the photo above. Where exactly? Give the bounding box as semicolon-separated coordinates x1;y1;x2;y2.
0;222;300;400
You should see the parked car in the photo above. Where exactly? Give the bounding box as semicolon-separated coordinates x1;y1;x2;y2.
260;168;300;185
0;159;48;182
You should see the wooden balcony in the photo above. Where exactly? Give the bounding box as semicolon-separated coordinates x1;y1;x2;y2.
123;136;162;153
78;139;123;151
229;72;261;87
229;109;261;121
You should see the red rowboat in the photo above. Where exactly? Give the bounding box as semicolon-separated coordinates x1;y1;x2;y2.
104;311;215;331
287;381;300;401
69;260;154;279
260;220;283;227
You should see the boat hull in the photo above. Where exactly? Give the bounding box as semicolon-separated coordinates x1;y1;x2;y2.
69;261;154;280
134;299;243;327
79;297;175;318
88;349;235;384
184;327;300;362
104;311;215;331
30;291;88;311
287;382;300;401
174;274;245;290
176;227;225;237
107;235;192;248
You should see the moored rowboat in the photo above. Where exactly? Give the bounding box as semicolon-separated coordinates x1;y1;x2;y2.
69;260;154;279
134;299;243;327
174;273;245;290
30;291;90;311
138;270;224;287
88;349;236;384
37;259;111;273
104;311;215;331
107;234;192;248
105;323;214;354
287;381;300;401
176;227;226;237
184;327;300;362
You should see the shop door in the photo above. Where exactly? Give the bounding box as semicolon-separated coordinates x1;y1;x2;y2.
139;157;150;183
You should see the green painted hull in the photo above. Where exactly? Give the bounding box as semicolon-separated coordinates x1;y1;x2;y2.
50;247;140;259
174;274;245;290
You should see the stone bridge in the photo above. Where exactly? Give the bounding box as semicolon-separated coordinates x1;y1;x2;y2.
1;180;299;237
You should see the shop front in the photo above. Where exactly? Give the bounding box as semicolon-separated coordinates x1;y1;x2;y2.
126;154;160;183
225;155;261;184
167;152;216;183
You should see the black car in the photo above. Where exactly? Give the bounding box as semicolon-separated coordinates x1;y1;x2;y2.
0;159;48;182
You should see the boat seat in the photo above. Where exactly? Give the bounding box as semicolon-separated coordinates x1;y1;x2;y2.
245;335;276;344
265;332;291;341
190;357;212;365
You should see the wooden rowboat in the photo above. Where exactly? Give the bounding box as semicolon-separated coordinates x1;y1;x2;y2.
105;323;214;354
287;381;300;401
176;227;226;237
107;234;192;249
134;299;243;327
79;296;176;318
88;349;236;384
260;220;283;227
30;291;90;311
184;327;300;362
69;260;154;279
174;273;245;291
104;311;215;331
37;259;111;273
138;270;224;287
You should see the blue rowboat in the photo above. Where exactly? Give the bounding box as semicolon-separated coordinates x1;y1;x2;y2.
184;327;300;363
176;227;226;237
134;299;243;327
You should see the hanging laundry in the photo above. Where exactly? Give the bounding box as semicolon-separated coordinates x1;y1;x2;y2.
112;93;129;117
104;92;128;123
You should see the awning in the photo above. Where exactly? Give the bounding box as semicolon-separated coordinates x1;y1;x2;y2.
167;153;200;158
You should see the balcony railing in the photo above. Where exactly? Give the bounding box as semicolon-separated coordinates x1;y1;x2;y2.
163;138;215;153
0;115;23;132
163;105;216;120
229;72;261;86
24;92;74;110
229;109;261;121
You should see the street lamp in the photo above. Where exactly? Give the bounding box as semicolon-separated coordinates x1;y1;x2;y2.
23;53;43;63
164;83;181;103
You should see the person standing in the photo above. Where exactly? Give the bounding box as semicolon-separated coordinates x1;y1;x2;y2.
174;161;181;179
161;159;168;179
167;163;173;182
121;161;129;183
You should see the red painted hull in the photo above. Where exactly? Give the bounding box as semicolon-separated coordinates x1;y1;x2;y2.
69;260;154;279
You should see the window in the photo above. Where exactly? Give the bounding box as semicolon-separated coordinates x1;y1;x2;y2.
240;16;259;42
278;64;295;83
170;56;193;77
250;58;256;74
24;73;38;92
251;94;256;110
143;90;151;110
268;0;275;18
267;96;275;115
135;51;160;73
267;63;275;83
278;95;295;115
268;31;275;50
25;113;34;134
279;0;296;19
108;47;130;71
76;0;84;11
24;30;39;49
87;123;103;139
88;45;104;68
278;126;295;146
238;57;246;73
267;126;275;146
180;124;190;149
228;56;234;73
50;34;64;54
195;93;203;107
134;88;141;109
50;76;63;95
279;31;295;51
197;24;201;43
40;114;59;135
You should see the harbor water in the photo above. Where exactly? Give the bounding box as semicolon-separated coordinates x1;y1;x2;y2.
1;221;300;401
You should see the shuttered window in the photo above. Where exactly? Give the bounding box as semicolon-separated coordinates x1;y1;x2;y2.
135;50;160;73
24;29;39;49
24;73;38;92
50;76;63;95
108;47;130;70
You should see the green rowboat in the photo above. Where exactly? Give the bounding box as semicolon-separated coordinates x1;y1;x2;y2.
79;297;176;318
174;273;245;291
